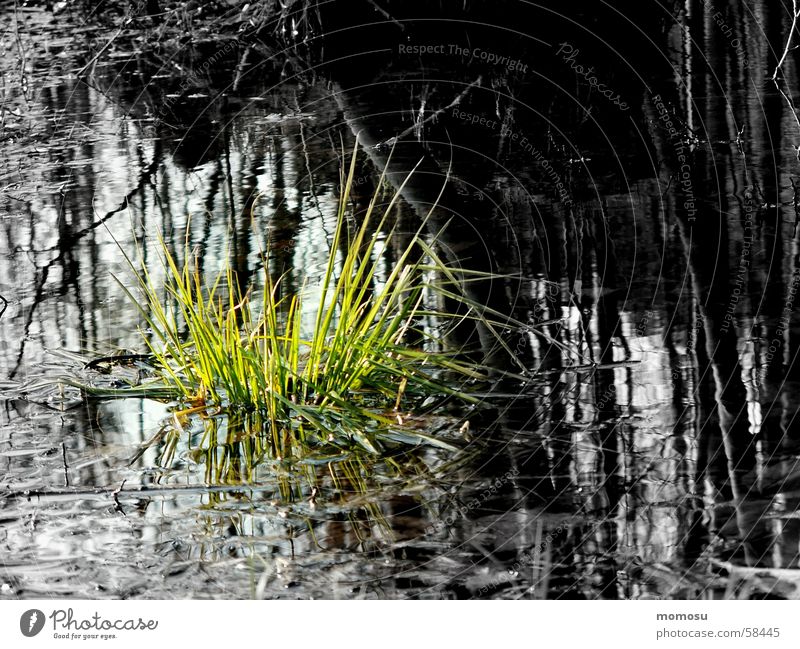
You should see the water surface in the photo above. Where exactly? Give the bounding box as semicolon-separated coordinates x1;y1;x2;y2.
1;0;800;599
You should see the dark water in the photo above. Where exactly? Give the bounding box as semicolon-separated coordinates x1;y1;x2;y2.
1;0;800;599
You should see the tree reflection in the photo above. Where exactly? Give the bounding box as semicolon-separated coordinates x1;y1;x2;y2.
2;0;800;599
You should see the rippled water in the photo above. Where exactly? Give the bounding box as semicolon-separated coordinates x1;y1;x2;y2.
1;1;800;599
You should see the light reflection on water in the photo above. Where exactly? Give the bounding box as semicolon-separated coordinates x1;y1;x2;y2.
1;1;800;599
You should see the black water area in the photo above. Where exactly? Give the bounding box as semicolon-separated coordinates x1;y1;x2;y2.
1;0;800;599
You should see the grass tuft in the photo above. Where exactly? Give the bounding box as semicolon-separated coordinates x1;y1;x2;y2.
111;148;496;458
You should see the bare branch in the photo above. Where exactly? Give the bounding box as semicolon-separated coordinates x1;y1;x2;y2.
772;0;800;81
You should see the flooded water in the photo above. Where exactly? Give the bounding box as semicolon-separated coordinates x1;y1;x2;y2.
2;0;800;599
